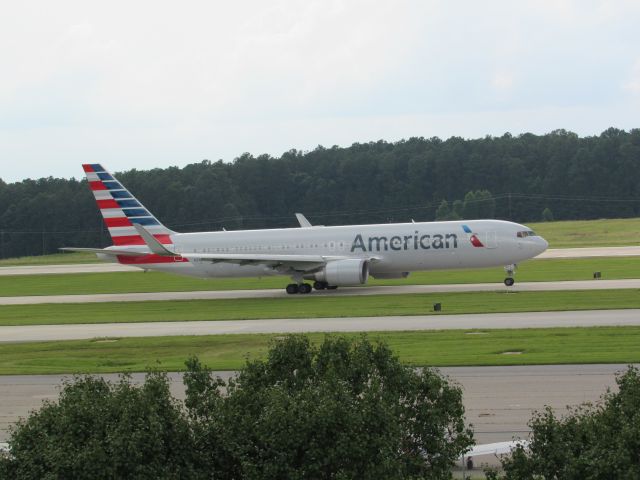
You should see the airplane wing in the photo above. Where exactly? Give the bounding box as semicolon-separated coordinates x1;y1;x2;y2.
295;213;313;228
295;213;324;227
67;224;380;274
465;440;529;457
182;253;348;272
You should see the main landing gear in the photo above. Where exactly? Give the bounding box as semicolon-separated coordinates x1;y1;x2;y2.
312;281;337;290
285;282;338;294
504;264;517;287
286;283;311;294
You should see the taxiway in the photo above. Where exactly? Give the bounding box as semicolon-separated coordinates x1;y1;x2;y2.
0;278;639;305
1;309;638;342
0;364;633;444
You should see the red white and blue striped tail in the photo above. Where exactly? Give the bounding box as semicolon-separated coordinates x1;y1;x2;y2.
82;163;174;247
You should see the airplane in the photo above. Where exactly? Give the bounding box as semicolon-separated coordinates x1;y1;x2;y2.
62;164;548;294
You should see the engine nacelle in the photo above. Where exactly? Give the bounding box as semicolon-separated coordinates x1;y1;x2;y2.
312;258;369;286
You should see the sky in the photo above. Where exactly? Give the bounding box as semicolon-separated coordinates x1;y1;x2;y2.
1;0;639;182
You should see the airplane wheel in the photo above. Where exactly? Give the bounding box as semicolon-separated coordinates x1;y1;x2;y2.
326;285;338;290
504;277;515;287
299;283;312;294
313;281;327;290
286;284;299;294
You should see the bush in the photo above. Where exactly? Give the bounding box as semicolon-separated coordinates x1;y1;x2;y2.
0;373;200;479
496;366;640;480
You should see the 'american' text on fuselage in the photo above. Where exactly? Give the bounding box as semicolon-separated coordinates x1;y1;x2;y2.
351;232;459;252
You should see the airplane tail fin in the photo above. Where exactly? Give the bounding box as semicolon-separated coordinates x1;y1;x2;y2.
82;164;175;246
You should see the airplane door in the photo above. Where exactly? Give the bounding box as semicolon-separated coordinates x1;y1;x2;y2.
484;231;497;249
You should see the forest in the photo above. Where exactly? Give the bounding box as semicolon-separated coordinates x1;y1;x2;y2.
0;128;638;258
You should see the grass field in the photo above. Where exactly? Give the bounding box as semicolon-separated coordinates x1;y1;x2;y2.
526;218;640;248
0;326;638;374
0;252;98;266
1;256;639;297
1;289;638;327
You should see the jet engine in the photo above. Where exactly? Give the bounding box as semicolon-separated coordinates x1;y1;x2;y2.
311;258;369;286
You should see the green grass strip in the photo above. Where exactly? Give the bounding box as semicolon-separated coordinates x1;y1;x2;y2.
0;252;99;266
1;256;639;297
527;217;640;248
1;326;639;375
1;289;639;327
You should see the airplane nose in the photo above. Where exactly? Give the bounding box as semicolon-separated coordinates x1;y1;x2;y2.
537;237;549;254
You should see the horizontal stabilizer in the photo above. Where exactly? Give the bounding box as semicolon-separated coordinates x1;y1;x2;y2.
59;247;144;257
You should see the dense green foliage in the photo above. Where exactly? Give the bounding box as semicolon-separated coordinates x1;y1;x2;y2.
487;366;640;480
0;373;199;479
1;128;639;258
0;335;473;479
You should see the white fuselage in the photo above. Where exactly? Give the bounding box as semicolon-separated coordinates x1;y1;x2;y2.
108;219;548;280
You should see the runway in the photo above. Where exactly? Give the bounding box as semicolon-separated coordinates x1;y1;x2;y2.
2;309;639;342
1;278;639;305
0;246;638;277
536;245;640;258
0;263;137;276
0;364;633;444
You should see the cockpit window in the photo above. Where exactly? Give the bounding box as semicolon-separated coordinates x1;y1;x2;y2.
517;230;536;238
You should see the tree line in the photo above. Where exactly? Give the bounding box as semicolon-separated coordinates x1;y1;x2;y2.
0;128;638;258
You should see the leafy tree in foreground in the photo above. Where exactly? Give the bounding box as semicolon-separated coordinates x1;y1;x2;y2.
1;335;474;479
184;335;473;480
0;372;200;480
492;366;640;480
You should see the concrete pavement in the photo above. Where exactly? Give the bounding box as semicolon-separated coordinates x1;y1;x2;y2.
2;309;639;342
0;278;638;305
0;364;633;444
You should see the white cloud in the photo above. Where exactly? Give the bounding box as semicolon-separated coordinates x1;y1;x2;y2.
624;59;640;95
491;71;515;91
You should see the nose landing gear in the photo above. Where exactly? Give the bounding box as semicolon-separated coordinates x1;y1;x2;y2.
504;264;517;286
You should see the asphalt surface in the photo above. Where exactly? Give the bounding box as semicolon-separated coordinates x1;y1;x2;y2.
1;278;639;305
0;263;136;276
2;309;639;342
537;246;640;258
0;364;633;444
0;246;638;277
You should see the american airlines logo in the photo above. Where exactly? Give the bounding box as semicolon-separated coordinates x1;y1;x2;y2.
462;224;485;248
351;232;459;252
